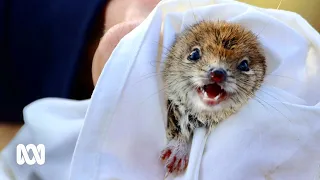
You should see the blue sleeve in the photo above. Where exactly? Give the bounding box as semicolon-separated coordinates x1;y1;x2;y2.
0;0;107;122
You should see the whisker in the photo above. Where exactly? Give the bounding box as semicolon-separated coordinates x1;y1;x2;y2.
236;83;292;122
265;74;301;82
237;79;293;111
188;0;200;24
255;0;284;38
277;0;284;9
139;76;192;104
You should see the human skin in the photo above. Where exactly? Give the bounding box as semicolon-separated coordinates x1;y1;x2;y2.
92;0;160;85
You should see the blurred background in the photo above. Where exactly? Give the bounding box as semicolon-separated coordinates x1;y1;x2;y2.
240;0;320;31
1;0;319;150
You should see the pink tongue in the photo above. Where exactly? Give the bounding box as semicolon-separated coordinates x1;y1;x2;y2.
204;84;222;98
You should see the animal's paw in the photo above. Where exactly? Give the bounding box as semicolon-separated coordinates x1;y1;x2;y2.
160;139;189;175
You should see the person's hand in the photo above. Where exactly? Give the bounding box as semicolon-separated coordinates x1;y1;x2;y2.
92;0;160;85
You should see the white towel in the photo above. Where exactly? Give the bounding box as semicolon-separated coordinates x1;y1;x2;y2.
2;0;320;180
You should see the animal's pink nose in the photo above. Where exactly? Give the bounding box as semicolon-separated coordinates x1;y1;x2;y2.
209;69;227;83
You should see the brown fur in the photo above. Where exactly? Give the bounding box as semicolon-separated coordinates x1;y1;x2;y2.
160;21;266;175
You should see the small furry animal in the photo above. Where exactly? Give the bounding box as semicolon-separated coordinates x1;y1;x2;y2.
160;21;267;175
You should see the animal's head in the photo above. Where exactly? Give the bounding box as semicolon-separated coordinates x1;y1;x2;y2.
163;21;266;112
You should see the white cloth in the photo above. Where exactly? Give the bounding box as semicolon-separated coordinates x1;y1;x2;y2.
2;0;320;180
0;99;88;180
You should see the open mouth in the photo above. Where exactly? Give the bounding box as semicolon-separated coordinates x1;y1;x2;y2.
197;83;227;106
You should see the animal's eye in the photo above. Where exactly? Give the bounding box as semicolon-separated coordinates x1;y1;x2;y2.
187;48;201;61
237;60;249;71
